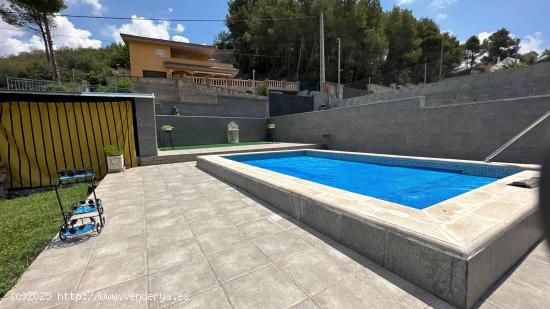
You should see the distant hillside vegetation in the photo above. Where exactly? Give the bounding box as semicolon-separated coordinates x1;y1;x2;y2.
0;44;129;88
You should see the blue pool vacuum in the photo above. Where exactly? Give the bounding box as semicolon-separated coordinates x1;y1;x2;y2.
55;168;105;241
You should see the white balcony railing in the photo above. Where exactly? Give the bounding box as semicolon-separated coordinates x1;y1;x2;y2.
179;76;299;92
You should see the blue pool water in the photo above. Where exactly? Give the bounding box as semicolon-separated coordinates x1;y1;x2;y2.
235;155;499;209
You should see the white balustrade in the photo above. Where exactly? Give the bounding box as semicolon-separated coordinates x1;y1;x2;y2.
178;76;299;91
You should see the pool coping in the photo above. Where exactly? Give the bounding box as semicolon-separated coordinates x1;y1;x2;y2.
197;149;543;308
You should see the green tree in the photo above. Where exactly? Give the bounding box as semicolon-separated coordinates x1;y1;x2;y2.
440;32;463;78
0;45;131;87
539;49;550;63
415;18;441;82
463;35;482;68
0;0;66;81
353;0;387;80
483;28;520;64
382;7;421;84
220;0;462;87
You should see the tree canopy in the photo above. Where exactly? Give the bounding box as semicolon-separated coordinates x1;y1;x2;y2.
0;44;130;87
482;28;520;64
219;0;465;87
0;0;66;81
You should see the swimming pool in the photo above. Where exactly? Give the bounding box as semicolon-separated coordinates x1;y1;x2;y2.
231;153;503;209
198;149;539;308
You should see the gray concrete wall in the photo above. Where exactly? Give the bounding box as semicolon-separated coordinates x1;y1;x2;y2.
269;92;314;116
338;62;550;108
270;96;550;164
156;95;268;118
156;115;267;147
134;97;158;157
311;91;329;111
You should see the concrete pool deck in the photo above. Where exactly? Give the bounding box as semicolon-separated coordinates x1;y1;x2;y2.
198;150;543;308
0;162;548;309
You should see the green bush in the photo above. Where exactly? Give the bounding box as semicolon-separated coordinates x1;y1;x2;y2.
160;124;174;132
256;81;268;96
98;78;133;93
104;145;123;156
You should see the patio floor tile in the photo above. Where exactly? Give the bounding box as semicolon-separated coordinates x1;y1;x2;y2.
312;274;406;309
97;219;146;243
223;265;306;309
195;226;246;254
289;298;320;309
78;249;146;294
225;205;272;225
183;205;220;223
166;286;232;309
207;242;271;282
2;269;82;308
277;247;353;296
76;277;148;309
187;216;235;236
237;217;286;240
90;234;146;261
148;258;218;308
147;237;203;274
253;230;313;262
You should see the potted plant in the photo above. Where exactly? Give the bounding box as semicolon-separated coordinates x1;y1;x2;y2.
104;145;125;173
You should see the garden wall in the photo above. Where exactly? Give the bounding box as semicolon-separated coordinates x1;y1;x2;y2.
270;95;550;164
338;62;550;108
156;116;267;147
156;95;268;118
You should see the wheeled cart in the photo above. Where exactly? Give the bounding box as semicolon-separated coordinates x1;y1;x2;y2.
55;168;105;241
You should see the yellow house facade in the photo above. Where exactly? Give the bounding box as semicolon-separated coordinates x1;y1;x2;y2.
121;34;239;78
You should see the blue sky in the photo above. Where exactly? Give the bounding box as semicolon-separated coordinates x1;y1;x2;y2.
0;0;548;56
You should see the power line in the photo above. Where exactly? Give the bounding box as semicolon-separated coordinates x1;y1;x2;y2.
231;51;319;60
51;13;318;22
0;27;118;43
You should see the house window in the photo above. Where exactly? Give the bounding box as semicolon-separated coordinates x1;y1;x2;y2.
142;70;167;78
154;48;166;57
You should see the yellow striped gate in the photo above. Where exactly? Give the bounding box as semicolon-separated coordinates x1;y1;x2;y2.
0;97;138;189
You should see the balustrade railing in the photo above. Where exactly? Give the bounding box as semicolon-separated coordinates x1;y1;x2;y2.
179;76;299;91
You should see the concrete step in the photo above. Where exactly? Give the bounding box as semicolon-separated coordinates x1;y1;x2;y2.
140;143;324;166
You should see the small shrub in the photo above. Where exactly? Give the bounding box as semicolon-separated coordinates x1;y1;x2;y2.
256;81;268;96
160;124;174;132
104;145;123;156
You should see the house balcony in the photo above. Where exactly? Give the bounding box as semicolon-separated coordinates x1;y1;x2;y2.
164;58;239;78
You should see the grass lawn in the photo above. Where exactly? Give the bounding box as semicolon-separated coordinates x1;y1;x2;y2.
0;184;89;297
159;141;271;151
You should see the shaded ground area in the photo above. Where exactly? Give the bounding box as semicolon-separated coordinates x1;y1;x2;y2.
159;141;269;151
0;184;88;297
0;162;548;308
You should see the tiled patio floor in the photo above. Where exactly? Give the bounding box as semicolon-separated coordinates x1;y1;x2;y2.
1;162;548;309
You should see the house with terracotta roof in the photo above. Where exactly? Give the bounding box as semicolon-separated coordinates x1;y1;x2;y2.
121;33;239;79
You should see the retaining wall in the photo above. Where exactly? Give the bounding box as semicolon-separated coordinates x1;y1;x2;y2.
156;95;268;118
156;115;267;147
270;96;550;164
338;62;550;108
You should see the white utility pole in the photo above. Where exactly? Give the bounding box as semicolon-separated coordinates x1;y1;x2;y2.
252;69;256;94
319;12;325;90
439;36;444;80
336;37;341;99
424;62;427;84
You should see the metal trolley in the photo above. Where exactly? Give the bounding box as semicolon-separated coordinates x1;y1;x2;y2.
55;168;105;241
